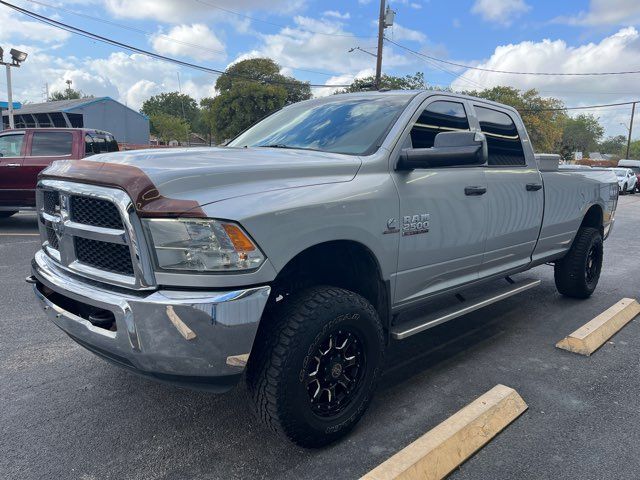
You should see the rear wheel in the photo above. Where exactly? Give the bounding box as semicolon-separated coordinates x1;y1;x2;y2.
0;211;18;219
554;227;603;299
247;286;384;447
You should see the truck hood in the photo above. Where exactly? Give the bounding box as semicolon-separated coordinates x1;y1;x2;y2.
84;146;361;207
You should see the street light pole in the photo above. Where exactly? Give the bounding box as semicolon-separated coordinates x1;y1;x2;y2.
1;47;28;130
5;64;14;129
625;102;636;159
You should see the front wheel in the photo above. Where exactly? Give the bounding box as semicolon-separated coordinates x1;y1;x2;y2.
622;184;627;195
554;227;603;299
246;286;384;447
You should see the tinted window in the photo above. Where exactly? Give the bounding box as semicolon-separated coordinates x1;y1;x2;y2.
228;95;413;155
410;101;469;149
105;134;119;152
0;134;24;157
475;106;525;166
31;132;73;156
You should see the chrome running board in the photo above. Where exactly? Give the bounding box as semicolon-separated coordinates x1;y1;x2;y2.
391;277;541;340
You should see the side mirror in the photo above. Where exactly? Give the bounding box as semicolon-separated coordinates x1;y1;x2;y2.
397;131;488;170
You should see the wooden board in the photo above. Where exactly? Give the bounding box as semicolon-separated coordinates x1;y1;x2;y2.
360;384;528;480
556;298;640;356
166;305;196;341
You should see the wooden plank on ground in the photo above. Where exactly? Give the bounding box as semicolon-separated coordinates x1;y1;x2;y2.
556;298;640;356
360;384;528;480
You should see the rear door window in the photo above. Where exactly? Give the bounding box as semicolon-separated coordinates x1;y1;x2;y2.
475;106;526;166
30;131;73;156
0;133;25;157
410;100;470;149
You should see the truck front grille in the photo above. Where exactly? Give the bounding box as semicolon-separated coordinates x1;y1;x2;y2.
43;190;60;215
75;237;134;275
36;180;154;289
70;196;123;229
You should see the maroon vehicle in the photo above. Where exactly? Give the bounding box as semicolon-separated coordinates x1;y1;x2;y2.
0;128;119;217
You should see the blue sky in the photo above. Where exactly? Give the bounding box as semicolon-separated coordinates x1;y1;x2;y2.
1;0;640;138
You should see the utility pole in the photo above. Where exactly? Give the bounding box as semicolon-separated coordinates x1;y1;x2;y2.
1;48;28;129
625;102;636;159
374;1;396;90
375;0;385;90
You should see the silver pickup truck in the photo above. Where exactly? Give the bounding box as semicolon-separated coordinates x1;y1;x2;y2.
29;91;618;447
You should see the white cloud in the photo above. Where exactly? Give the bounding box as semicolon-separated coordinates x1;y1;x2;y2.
555;0;640;26
451;27;640;137
233;16;411;76
471;0;531;26
0;6;70;44
389;23;427;43
150;24;226;61
314;68;375;97
323;10;350;20
102;0;305;23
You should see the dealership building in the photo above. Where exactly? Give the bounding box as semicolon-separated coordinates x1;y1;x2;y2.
1;97;149;145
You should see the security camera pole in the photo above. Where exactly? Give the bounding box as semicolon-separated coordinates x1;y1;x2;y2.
374;0;395;90
0;47;28;130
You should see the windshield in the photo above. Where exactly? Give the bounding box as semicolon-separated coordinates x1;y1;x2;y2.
228;95;414;155
614;168;627;177
625;166;640;174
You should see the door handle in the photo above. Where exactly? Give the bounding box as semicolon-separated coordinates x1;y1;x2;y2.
464;186;487;196
4;163;21;167
526;183;542;191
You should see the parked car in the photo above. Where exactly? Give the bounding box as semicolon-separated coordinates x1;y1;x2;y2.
618;159;640;193
28;92;618;447
0;128;118;217
611;167;637;195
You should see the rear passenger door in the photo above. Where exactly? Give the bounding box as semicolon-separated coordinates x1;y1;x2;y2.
392;97;487;306
470;105;544;277
22;131;75;207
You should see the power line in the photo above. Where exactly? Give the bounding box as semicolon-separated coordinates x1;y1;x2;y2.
386;38;640;76
522;100;640;112
22;0;339;78
193;0;376;39
0;1;352;88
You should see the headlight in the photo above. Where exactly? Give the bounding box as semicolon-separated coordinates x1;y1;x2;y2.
144;218;265;272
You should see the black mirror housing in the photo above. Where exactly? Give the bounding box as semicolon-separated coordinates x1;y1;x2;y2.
397;131;488;170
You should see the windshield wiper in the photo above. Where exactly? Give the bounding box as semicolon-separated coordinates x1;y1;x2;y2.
258;144;296;149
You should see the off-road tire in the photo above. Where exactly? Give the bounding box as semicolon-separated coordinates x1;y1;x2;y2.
554;227;603;299
0;211;17;218
246;286;384;448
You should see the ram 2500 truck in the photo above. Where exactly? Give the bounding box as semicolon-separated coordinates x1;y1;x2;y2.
28;91;618;447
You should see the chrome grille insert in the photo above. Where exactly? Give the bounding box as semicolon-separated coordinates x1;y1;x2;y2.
75;237;134;275
36;180;156;290
70;196;124;230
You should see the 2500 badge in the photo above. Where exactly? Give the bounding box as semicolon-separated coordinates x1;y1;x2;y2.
402;213;430;236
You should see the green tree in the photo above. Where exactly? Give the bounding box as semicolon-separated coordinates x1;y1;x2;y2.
561;114;605;158
198;97;216;145
628;139;640;159
141;92;199;134
215;58;311;105
463;86;567;154
339;72;432;93
49;84;90;101
208;58;311;142
149;113;189;145
599;135;627;156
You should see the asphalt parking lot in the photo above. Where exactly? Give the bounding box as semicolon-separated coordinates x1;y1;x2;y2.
2;196;640;480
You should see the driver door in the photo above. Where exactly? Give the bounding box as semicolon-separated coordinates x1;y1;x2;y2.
0;131;27;208
391;97;487;307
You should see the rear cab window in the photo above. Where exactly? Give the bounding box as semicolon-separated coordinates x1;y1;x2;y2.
30;131;73;157
474;106;526;166
0;133;25;157
85;133;118;155
410;100;470;149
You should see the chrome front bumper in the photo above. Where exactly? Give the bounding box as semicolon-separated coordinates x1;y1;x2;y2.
31;250;270;392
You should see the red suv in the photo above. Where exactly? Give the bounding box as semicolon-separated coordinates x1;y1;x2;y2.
0;128;119;218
